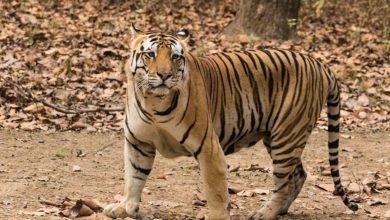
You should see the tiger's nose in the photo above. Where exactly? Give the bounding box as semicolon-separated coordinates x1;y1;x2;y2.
157;72;172;81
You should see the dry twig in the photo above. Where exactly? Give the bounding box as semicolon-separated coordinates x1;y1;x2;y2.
0;75;124;114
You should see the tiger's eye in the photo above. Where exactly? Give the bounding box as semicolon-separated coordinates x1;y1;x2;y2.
172;54;180;60
146;51;155;58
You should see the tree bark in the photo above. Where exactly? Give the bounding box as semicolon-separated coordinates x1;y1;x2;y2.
223;0;300;40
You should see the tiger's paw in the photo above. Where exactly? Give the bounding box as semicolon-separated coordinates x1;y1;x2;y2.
205;214;230;220
247;207;277;220
204;210;230;220
103;202;139;219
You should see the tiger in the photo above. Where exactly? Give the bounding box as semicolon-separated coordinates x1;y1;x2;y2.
103;24;358;220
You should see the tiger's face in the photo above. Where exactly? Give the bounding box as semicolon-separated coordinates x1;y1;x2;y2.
128;26;189;97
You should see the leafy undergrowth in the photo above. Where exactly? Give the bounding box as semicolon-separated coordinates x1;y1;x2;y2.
0;0;389;132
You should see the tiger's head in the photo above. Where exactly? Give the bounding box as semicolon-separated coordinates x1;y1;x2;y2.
127;25;189;97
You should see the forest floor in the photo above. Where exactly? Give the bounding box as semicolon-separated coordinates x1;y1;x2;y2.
1;129;389;220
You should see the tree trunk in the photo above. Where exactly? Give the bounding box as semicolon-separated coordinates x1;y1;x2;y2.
223;0;300;40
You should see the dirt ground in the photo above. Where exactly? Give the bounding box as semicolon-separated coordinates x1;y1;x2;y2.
0;129;389;220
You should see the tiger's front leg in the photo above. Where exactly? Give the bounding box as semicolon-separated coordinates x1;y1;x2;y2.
197;132;230;220
104;135;156;219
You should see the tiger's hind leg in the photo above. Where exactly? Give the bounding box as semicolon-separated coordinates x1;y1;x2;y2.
279;161;307;214
249;140;308;220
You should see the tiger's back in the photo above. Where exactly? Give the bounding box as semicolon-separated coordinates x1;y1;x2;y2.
194;50;333;155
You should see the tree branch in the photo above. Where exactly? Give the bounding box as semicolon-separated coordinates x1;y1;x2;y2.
0;75;124;114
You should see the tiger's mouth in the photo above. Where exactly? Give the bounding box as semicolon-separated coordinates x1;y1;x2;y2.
145;84;172;97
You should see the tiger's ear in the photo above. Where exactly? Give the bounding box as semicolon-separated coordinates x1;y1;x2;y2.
177;29;190;42
130;23;142;38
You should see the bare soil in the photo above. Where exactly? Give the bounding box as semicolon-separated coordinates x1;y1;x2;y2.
0;129;389;220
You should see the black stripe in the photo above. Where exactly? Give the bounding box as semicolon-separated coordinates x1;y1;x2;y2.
134;103;152;124
130;160;151;175
254;53;268;80
271;131;306;150
250;111;256;132
176;81;191;126
134;90;153;120
275;146;295;156
328;140;339;148
125;136;155;157
329;158;338;166
278;50;292;65
209;57;227;105
334;178;341;187
226;128;236;146
273;157;297;165
216;54;234;95
224;129;248;155
274;181;289;192
262;50;279;72
243;51;258;69
281;158;300;167
180;119;196;144
273;51;287;86
235;53;262;115
328;113;340;120
132;175;146;181
267;64;274;104
218;107;226;143
328;125;340;132
225;145;235;155
194;123;209;159
327;101;339;107
269;52;291;129
125;116;145;144
234;92;245;132
221;53;242;90
155;90;180;115
273;172;290;178
330;169;340;177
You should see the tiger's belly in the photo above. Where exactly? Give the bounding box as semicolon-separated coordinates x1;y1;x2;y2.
154;127;193;158
221;130;266;155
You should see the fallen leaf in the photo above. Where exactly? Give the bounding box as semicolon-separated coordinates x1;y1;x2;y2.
228;164;240;172
237;190;255;197
38;207;60;214
196;208;207;219
82;199;103;212
320;166;331;176
23;103;45;114
195;193;207;202
156;175;167;180
228;185;244;194
243;164;268;172
315;183;334;193
378;183;390;190
357;94;370;107
72;165;82;172
148;200;183;208
69;200;94;218
38;176;49;182
347;182;361;193
253;188;269;195
20;211;45;216
366;197;388;206
384;210;390;218
358;111;367;119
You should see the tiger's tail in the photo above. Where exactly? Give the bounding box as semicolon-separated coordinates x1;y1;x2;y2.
327;80;359;211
